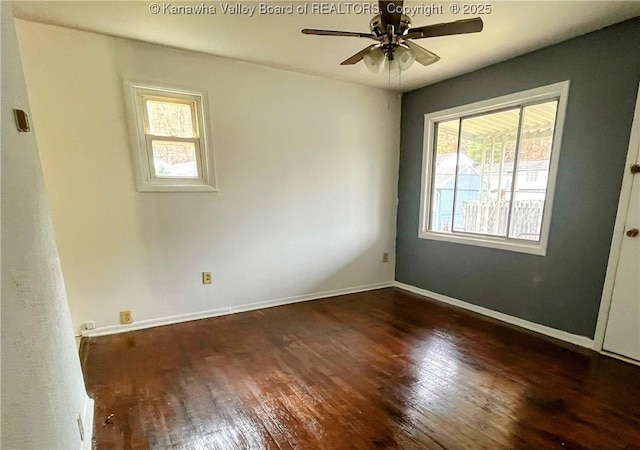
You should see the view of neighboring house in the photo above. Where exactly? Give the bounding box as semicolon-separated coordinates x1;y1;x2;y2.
428;100;558;241
431;153;550;239
431;153;482;231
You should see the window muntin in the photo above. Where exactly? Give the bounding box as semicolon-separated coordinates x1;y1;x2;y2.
127;83;216;192
419;82;569;255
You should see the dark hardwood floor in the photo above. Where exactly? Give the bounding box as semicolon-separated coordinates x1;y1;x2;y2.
81;288;640;449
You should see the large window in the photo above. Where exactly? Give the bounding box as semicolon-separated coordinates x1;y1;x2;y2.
419;81;569;255
127;82;217;192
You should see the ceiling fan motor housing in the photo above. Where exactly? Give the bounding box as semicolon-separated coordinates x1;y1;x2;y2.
398;15;412;34
369;15;385;37
369;14;412;37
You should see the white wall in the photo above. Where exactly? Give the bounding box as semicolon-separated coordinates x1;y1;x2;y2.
15;20;401;333
1;6;93;449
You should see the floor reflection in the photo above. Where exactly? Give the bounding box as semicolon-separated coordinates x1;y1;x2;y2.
398;330;527;447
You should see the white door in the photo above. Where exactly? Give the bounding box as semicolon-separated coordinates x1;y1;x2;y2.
603;150;640;361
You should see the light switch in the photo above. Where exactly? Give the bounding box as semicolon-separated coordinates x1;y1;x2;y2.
13;109;30;132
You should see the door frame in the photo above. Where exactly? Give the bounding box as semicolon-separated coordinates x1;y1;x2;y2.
594;81;640;353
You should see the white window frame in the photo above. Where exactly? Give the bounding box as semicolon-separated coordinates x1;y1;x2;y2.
418;81;570;256
125;81;217;192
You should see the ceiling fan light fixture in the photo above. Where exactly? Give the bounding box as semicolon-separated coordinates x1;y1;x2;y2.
394;44;415;71
363;46;385;73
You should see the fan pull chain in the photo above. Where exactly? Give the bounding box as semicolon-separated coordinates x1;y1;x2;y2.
386;59;402;92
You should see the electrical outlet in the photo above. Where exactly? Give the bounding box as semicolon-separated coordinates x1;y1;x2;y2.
77;414;85;441
202;272;212;284
83;320;96;331
119;310;133;324
382;252;390;263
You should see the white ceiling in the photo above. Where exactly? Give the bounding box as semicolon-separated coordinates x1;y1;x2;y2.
12;1;640;92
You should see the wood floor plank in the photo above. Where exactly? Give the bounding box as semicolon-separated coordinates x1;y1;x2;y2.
82;288;640;449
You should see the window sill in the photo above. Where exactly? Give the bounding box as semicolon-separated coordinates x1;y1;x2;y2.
137;183;218;193
418;231;547;256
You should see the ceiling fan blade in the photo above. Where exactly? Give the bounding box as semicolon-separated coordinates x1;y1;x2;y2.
302;29;376;39
341;44;378;65
405;17;484;40
379;0;403;31
404;41;440;66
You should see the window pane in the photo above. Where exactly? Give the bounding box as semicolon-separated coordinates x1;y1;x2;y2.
508;101;558;240
451;108;521;236
146;99;195;138
151;140;198;178
430;119;459;232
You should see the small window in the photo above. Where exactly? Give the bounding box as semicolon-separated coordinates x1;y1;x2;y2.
127;83;216;192
419;81;569;255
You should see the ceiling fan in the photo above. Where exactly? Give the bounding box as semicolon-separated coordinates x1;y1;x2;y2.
301;0;484;75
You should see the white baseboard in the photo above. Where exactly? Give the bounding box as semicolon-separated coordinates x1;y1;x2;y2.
393;281;595;349
82;305;233;337
81;282;393;337
600;350;640;367
81;395;95;450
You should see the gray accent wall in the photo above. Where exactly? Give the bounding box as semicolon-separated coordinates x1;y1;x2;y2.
396;18;640;338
